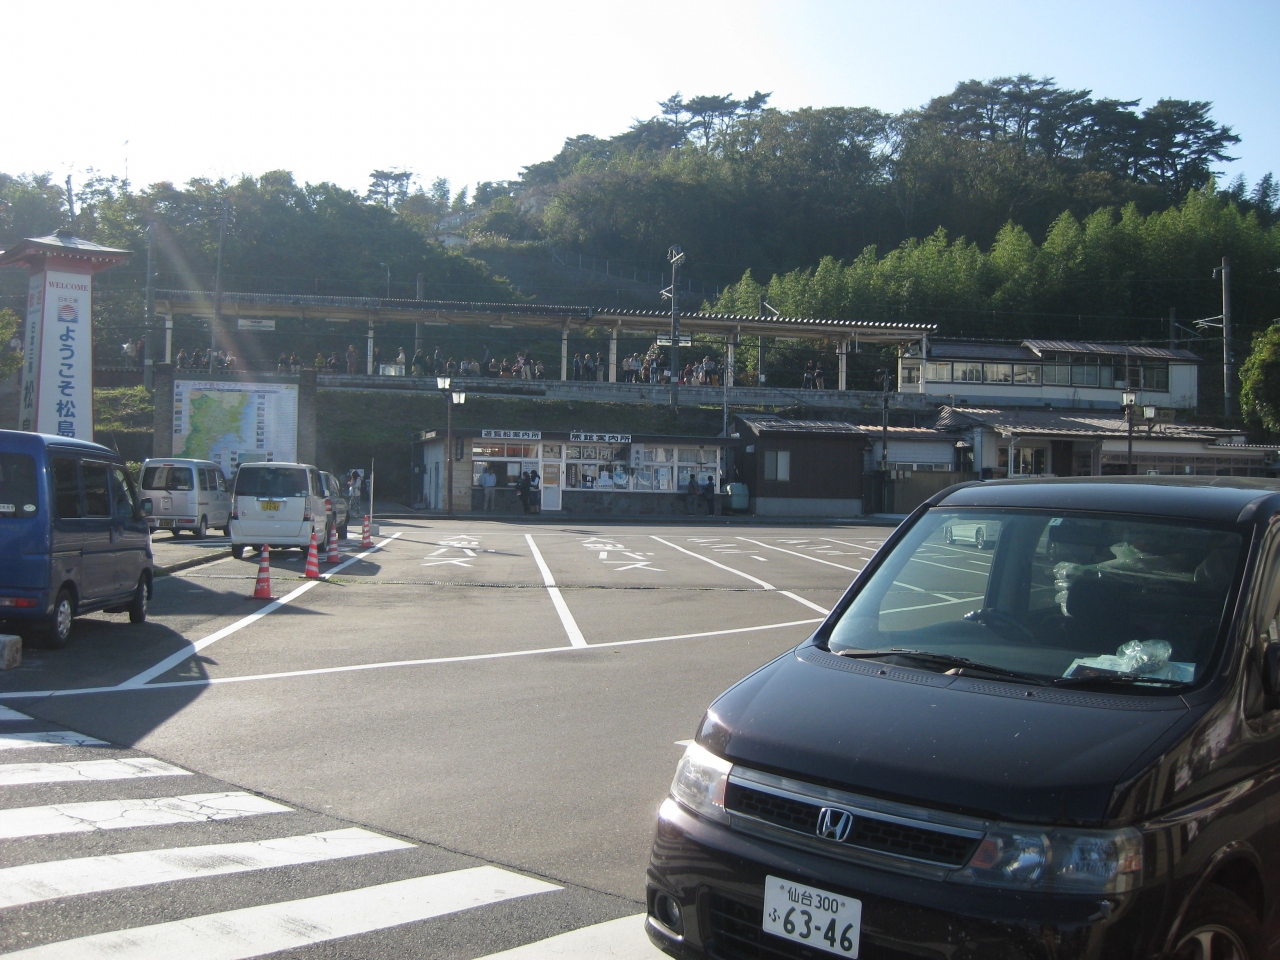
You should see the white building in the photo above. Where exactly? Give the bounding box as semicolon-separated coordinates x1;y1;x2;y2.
899;340;1200;410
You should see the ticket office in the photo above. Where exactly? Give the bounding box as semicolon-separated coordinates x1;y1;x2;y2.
469;431;724;512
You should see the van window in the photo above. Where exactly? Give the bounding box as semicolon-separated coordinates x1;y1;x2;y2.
110;467;137;519
198;469;211;491
0;453;38;517
142;466;196;492
51;458;81;519
82;462;112;517
234;466;310;498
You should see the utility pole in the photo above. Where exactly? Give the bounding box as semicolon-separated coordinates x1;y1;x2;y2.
143;222;156;389
212;197;228;374
414;272;424;363
1215;257;1233;417
880;368;890;472
65;175;75;220
663;245;684;411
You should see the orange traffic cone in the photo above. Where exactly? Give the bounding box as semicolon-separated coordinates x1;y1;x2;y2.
326;525;340;563
304;530;321;579
252;545;273;599
361;515;373;549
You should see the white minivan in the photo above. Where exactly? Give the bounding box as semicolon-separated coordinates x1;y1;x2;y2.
140;458;231;538
228;462;325;559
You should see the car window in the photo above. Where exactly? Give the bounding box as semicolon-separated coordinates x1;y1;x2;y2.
234;467;309;498
141;466;165;489
110;466;137;519
216;472;228;492
827;509;1244;688
0;453;38;518
198;469;210;491
81;461;112;518
166;467;194;491
51;457;80;519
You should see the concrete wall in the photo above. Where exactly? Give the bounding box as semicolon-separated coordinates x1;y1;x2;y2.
752;496;863;518
297;369;316;466
152;363;175;457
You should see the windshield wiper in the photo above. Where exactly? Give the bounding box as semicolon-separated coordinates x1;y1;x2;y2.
1053;673;1192;690
833;648;1049;686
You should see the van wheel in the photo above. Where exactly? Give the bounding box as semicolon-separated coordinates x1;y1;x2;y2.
1173;884;1263;960
128;574;150;623
193;516;207;539
39;588;75;649
231;544;247;560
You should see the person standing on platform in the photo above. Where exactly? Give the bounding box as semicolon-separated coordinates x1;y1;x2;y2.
517;472;531;514
481;465;497;512
528;469;541;514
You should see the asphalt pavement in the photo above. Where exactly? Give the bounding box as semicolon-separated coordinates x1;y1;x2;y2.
0;519;894;959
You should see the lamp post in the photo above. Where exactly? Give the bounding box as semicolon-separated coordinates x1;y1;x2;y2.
437;376;465;515
662;245;684;411
1122;391;1137;474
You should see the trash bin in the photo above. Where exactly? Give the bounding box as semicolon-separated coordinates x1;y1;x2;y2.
726;483;750;514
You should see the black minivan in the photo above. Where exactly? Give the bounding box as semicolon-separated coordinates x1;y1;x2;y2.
647;478;1280;960
0;430;154;647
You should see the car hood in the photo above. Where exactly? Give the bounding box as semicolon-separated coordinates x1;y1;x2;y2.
701;644;1191;824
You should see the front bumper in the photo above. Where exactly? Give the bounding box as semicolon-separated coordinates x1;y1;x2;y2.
646;799;1160;960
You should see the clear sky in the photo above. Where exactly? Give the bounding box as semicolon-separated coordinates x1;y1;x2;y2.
8;0;1277;198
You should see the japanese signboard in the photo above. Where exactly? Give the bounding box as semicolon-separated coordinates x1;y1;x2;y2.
19;270;94;439
481;429;541;440
570;432;631;443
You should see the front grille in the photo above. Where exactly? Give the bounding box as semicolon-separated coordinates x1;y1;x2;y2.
724;783;978;868
706;891;924;960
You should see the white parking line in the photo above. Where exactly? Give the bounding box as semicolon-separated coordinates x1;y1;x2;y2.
736;538;862;572
3;866;559;960
525;535;587;648
476;913;664;959
118;534;403;689
652;537;830;615
0;792;290;839
0;731;107;751
0;828;412;910
819;538;882;552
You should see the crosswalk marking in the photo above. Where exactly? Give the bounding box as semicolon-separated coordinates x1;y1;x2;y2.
477;913;663;959
0;757;189;787
0;827;413;909
0;706;32;722
0;731;107;751
0;791;290;840
5;865;561;960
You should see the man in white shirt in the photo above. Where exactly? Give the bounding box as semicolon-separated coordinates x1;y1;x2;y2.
481;465;498;512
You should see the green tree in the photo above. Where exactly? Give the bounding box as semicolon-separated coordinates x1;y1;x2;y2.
1240;323;1280;432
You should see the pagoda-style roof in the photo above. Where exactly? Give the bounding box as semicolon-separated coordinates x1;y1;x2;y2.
0;230;131;271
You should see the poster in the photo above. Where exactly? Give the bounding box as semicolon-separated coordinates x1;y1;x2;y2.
171;380;298;474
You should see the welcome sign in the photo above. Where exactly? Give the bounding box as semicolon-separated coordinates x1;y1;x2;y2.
19;270;95;440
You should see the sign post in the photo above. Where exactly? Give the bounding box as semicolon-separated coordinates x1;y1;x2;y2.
0;231;130;440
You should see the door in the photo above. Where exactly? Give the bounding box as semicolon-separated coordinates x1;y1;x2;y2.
109;464;147;594
541;463;562;511
78;459;116;602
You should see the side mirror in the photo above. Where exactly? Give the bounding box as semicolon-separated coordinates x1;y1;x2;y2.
141;498;154;517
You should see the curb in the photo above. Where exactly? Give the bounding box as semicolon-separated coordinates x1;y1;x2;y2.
155;550;231;577
369;514;901;527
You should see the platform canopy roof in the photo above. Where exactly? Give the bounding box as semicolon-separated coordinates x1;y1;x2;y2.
154;289;935;343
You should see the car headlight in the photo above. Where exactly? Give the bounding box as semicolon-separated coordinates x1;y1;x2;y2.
670;743;732;824
950;825;1143;893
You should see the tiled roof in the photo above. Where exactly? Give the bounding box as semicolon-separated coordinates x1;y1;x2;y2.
934;406;1230;439
1023;340;1201;362
925;343;1039;362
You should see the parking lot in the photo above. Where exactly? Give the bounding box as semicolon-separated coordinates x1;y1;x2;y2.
0;519;894;958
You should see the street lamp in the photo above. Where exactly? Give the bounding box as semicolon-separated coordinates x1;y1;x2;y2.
1122;391;1137;475
437;377;466;515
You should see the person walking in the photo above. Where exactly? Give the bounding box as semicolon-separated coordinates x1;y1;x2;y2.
345;345;359;373
686;473;702;516
702;475;717;515
814;362;825;390
348;470;362;517
528;469;541;514
517;472;531;514
481;465;497;512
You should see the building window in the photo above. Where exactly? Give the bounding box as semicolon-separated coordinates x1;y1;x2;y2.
956;362;983;383
983;363;1013;383
1013;364;1041;385
1071;356;1100;386
764;450;791;482
1142;363;1169;391
1014;447;1047;476
925;361;952;382
1043;364;1071;384
901;362;920;385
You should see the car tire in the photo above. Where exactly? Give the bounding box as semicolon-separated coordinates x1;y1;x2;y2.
1173;883;1263;960
975;528;986;550
338;523;348;540
193;516;207;539
231;544;247;560
128;574;150;623
38;587;75;649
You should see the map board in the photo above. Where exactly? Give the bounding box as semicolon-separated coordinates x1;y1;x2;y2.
172;380;298;474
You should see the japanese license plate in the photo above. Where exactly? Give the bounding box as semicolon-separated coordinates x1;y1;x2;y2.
157;519;173;527
763;876;861;958
260;501;280;511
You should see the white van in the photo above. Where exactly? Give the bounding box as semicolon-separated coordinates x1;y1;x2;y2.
140;458;231;538
228;462;325;559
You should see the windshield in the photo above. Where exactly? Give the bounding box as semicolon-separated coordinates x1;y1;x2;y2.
234;467;309;498
0;454;38;517
826;509;1244;689
141;465;195;491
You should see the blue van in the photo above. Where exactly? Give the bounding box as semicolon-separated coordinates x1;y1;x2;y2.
0;431;155;648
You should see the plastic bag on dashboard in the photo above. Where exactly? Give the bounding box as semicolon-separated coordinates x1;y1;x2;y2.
1064;640;1196;683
